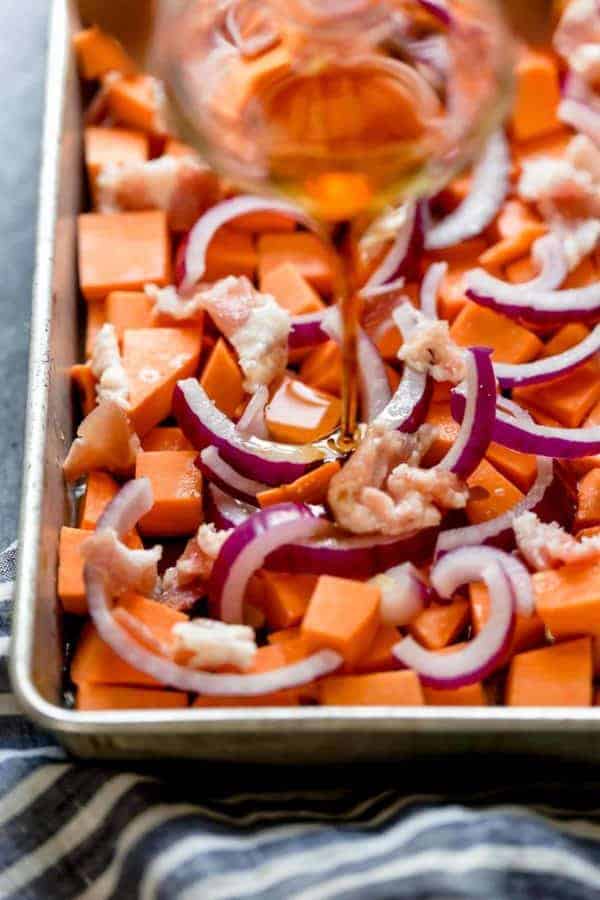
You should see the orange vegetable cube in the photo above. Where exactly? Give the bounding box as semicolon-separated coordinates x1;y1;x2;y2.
430;238;488;264
77;685;187;711
84;126;148;196
123;327;203;436
200;338;245;419
106;75;165;134
450;302;542;364
511;129;571;168
534;559;600;639
466;459;524;524
79;471;119;529
422;400;460;467
575;469;600;531
260;262;325;316
470;582;546;662
258;572;318;630
85;301;107;358
73;26;137;79
266;376;341;444
485;443;538;493
437;257;484;321
205;227;257;282
506;638;592;706
105;291;155;341
299;341;342;396
135;451;203;537
141;427;193;452
479;225;547;270
78;211;171;302
258;233;335;296
510;49;562;142
257;461;341;508
231;210;296;233
302;576;380;666
351;625;402;674
409;599;470;651
423;682;487;706
318;671;424;706
70;364;97;417
268;627;302;644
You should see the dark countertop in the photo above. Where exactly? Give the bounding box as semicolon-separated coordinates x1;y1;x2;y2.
0;2;48;548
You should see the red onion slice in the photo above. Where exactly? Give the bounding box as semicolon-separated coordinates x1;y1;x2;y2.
419;261;448;319
288;311;329;350
225;4;280;58
362;201;424;289
374;366;431;433
323;307;391;422
198;446;269;504
208;502;326;623
173;378;332;485
416;0;453;26
182;196;311;291
236;385;269;440
393;549;515;688
372;562;428;626
494;323;600;388
466;268;600;325
451;388;600;458
86;484;342;695
438;347;496;477
425;131;510;250
359;277;406;301
523;233;569;292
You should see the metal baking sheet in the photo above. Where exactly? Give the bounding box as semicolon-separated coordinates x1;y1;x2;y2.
9;0;600;763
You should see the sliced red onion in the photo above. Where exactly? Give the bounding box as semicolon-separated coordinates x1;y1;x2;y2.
359;277;406;301
374;366;430;433
182;196;310;291
208;502;326;623
451;388;600;458
288;311;329;350
87;483;342;695
420;261;447;319
466;268;600;325
524;233;569;292
558;98;600;146
198;446;269;504
372;562;428;626
438;347;496;478
494;323;600;388
207;484;438;578
236;385;269;441
437;395;554;559
323;307;391;422
405;34;449;81
425;130;510;250
416;0;453;27
173;378;332;485
393;549;515;687
225;4;280;58
362;201;424;290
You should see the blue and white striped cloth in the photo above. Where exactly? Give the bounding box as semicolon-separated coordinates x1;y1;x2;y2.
2;546;600;898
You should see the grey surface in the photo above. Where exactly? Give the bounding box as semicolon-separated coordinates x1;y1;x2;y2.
0;3;49;548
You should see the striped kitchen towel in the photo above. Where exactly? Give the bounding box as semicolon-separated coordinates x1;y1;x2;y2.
2;546;600;898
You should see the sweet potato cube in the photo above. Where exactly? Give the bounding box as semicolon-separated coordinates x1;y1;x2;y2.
318;671;424;705
136;451;203;537
466;459;524;524
70;364;97;417
78;211;171;302
470;581;545;662
260;262;325;315
232;210;296;233
106;75;165;134
450;302;542;364
299;341;342;396
79;471;119;529
259;572;318;630
105;291;155;341
77;685;187;711
423;682;487;706
123;327;202;436
205;227;257;282
506;638;592;706
510;49;561;142
73;26;137;79
534;560;600;638
200;338;245;419
575;469;600;531
302;576;380;666
485;443;538;493
85;301;107;358
266;376;341;444
257;461;341;508
258;233;335;296
351;625;402;674
84;127;148;195
408;599;470;651
422;401;460;466
141;427;193;452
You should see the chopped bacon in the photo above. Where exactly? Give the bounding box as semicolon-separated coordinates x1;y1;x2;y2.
144;284;205;323
514;511;600;571
160;523;232;611
328;423;466;536
171;619;257;671
198;276;291;392
81;527;162;596
396;311;466;383
97;155;219;231
63;400;141;482
555;0;600;87
91;323;129;409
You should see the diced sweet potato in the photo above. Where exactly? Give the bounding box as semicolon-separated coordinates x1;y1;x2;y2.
575;469;600;531
257;461;341;508
79;471;119;529
123;327;202;436
200;338;245;420
299;341;342;396
85;301;107;358
70;364;97;417
485;443;538;493
266;376;341;444
260;262;325;315
78;211;171;302
351;625;402;674
534;560;600;638
105;291;155;341
84;127;148;197
470;581;546;663
506;638;592;706
106;75;165;134
141;427;193;452
510;48;562;142
136;451;203;537
318;671;424;705
258;233;335;296
408;599;470;651
77;684;187;711
205;227;257;282
450;302;542;364
423;682;487;706
302;576;380;666
258;572;318;630
73;27;137;79
466;459;524;524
